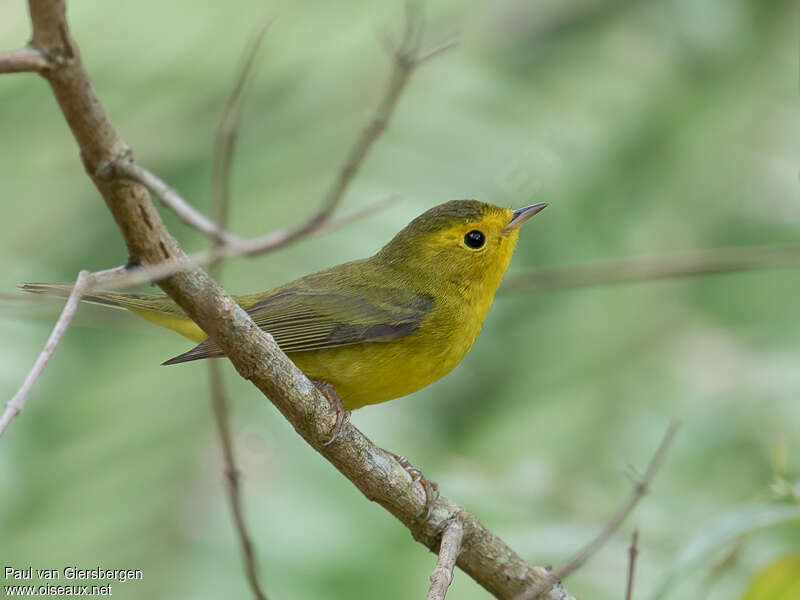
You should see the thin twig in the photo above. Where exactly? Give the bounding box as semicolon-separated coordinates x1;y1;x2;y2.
297;3;452;235
0;270;92;436
18;196;393;300
206;18;271;600
212;16;271;236
104;160;239;245
88;195;395;292
625;530;639;600
518;422;680;600
415;39;459;65
208;362;268;600
0;47;52;73
90;3;451;287
97;3;449;263
427;519;465;600
87;0;445;289
501;245;800;293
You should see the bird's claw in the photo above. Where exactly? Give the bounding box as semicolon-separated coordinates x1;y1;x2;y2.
311;379;350;446
389;452;439;520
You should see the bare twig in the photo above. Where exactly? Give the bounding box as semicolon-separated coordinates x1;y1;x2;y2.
308;3;452;232
625;530;639;600
97;3;449;268
0;47;52;73
212;16;271;236
103;160;239;245
427;519;465;600
415;39;459;65
17;195;394;299
209;362;269;600
88;0;444;289
11;3;575;598
87;194;395;292
206;19;272;600
518;422;680;599
501;245;800;293
0;270;91;436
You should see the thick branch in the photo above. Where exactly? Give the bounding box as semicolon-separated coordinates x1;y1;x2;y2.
20;3;571;599
0;47;52;73
0;270;91;436
427;519;464;600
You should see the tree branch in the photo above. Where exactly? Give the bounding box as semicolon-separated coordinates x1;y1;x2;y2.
11;3;573;599
212;16;271;235
0;270;91;437
427;519;465;600
313;11;437;224
501;245;800;293
86;195;395;291
518;422;680;599
0;47;53;73
105;160;239;245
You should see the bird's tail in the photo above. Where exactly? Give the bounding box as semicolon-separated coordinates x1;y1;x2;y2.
19;282;182;313
19;282;206;343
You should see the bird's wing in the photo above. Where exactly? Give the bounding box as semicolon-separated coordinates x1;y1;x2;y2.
162;284;434;365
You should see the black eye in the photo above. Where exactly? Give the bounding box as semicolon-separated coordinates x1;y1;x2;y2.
464;230;486;249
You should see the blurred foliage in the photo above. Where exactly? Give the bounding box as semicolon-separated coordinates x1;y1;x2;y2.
1;1;799;599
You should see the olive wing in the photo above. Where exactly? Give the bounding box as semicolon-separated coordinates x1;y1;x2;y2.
162;286;434;365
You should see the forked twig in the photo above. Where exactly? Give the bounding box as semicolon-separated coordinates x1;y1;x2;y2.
22;196;393;297
88;0;453;290
518;422;680;599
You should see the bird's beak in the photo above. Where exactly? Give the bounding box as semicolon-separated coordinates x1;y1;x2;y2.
503;202;548;232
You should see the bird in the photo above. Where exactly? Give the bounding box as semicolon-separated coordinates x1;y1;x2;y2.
22;199;546;512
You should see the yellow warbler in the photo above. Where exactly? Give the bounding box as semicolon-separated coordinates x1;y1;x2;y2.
23;199;545;411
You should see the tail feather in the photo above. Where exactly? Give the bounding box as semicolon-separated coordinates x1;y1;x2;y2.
19;283;185;315
20;281;206;347
161;339;224;365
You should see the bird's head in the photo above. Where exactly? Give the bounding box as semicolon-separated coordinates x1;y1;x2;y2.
377;199;546;293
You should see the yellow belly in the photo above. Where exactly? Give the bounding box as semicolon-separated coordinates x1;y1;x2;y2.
289;337;457;410
291;301;486;409
134;298;486;410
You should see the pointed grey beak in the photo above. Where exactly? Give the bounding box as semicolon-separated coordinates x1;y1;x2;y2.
503;202;548;232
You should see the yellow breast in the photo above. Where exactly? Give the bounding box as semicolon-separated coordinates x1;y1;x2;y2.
290;294;490;410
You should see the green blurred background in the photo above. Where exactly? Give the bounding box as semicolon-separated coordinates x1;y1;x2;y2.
1;1;799;598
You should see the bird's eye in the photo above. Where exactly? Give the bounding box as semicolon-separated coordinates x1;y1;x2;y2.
464;230;486;249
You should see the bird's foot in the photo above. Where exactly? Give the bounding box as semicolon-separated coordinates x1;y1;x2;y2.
311;378;350;446
388;451;439;520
